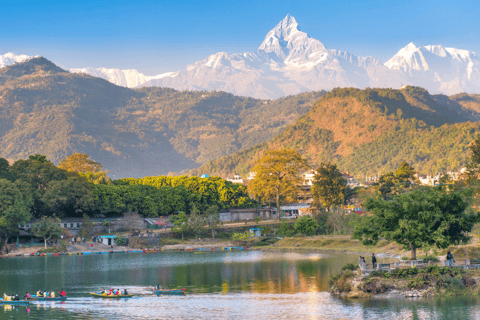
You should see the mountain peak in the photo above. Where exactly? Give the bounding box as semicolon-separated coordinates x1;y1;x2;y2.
258;14;325;59
0;56;66;77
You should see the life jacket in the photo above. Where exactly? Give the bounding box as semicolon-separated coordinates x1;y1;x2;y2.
37;291;42;297
51;292;55;298
60;291;66;297
43;292;48;297
26;293;31;298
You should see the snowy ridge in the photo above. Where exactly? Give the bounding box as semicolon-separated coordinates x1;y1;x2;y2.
0;52;35;68
4;15;480;98
385;43;480;94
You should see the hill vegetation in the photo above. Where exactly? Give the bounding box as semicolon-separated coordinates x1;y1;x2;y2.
0;57;325;177
192;87;480;176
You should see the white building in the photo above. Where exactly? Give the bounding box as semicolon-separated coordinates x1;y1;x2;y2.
226;174;243;184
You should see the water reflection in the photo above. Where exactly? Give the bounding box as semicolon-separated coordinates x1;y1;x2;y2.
0;251;479;319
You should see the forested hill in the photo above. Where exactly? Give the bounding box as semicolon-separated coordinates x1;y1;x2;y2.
0;57;325;177
191;87;480;177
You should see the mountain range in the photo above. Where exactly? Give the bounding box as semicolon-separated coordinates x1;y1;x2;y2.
0;56;324;177
2;15;479;99
61;14;480;99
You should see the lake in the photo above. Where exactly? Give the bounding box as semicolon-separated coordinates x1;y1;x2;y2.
0;251;479;319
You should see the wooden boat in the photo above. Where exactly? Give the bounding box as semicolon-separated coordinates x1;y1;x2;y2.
153;288;186;295
89;293;133;298
0;299;30;305
28;295;67;301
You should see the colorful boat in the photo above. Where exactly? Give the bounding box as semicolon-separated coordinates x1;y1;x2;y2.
153;288;186;295
28;295;67;301
89;293;133;298
0;299;30;305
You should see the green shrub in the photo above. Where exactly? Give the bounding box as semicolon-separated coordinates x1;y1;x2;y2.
401;256;409;260
114;235;128;246
421;255;439;263
341;263;359;271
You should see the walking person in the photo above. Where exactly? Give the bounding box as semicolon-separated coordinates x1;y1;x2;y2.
446;251;456;266
372;253;377;269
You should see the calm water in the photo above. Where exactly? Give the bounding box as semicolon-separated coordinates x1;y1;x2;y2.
0;251;479;319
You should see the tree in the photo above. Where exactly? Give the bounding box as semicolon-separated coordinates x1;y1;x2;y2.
58;153;110;184
312;163;348;211
377;162;416;199
172;211;189;240
101;220;112;233
277;220;295;237
0;158;14;181
294;216;319;236
0;179;33;252
32;216;63;249
353;187;478;259
189;204;205;239
205;205;220;238
248;149;309;220
470;136;480;165
118;212;145;233
10;155;69;217
42;176;95;218
80;214;96;238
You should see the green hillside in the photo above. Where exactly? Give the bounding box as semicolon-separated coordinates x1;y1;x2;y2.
192;87;480;177
0;57;325;177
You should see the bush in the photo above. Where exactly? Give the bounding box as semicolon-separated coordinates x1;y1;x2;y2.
401;256;409;260
422;255;439;263
114;235;128;246
341;263;359;271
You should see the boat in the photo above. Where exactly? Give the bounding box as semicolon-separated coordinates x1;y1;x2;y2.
28;295;67;301
0;299;30;305
153;288;186;295
89;293;133;298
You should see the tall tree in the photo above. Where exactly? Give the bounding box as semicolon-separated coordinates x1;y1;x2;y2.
58;153;110;184
32;216;63;249
0;158;14;181
172;211;189;240
205;205;220;238
188;204;205;239
0;179;33;252
312;163;348;211
10;155;68;217
353;186;478;259
42;176;95;218
248;149;309;219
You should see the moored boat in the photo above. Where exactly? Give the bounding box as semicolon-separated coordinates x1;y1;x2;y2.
153;288;186;295
89;293;133;298
28;295;67;301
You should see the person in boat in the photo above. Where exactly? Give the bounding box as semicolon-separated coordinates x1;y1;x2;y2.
13;294;19;301
123;289;128;295
156;284;162;290
59;289;66;297
23;292;31;299
101;289;107;296
37;290;43;297
115;289;120;296
108;289;113;296
3;293;12;301
43;291;49;298
50;291;55;298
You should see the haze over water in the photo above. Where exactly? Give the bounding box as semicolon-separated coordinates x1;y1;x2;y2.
0;251;479;319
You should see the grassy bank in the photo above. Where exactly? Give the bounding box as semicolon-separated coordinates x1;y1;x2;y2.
331;265;480;298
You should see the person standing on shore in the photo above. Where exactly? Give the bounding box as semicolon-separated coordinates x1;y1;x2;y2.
372;253;377;269
446;251;456;266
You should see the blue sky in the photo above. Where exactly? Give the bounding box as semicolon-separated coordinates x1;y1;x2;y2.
1;0;478;75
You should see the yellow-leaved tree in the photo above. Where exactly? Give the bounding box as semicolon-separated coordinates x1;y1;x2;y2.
248;149;309;219
58;153;110;184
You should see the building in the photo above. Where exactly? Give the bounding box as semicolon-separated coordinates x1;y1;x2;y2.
280;203;311;218
219;207;277;222
226;174;244;184
99;235;117;246
249;228;261;237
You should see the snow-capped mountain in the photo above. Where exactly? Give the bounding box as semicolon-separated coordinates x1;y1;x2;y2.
4;15;480;98
69;67;177;88
137;14;406;98
385;42;480;95
0;52;34;68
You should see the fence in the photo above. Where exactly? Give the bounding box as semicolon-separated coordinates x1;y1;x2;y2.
359;259;477;275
